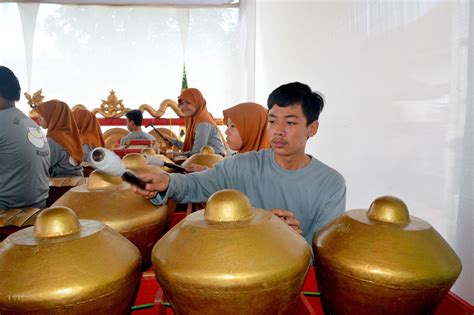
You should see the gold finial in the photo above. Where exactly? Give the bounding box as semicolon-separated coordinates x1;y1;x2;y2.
24;89;45;108
33;206;82;238
205;189;253;223
91;90;130;118
367;196;410;225
200;146;215;155
123;153;148;171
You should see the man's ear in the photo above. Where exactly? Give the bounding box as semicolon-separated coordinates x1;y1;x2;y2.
307;120;319;138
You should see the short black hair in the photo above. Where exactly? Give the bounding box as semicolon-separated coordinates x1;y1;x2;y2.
0;66;21;102
125;109;143;126
267;82;324;125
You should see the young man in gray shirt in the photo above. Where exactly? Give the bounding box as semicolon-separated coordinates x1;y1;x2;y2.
0;66;50;209
132;82;346;244
119;109;156;146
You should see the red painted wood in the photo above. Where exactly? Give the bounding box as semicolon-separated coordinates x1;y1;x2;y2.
98;118;185;126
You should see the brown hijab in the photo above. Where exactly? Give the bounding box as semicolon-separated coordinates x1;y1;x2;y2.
72;109;105;149
178;88;217;152
223;102;270;153
36;100;84;163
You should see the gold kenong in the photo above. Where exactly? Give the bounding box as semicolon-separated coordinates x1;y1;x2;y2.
181;146;224;169
52;170;167;268
313;196;462;315
152;189;311;315
0;206;141;314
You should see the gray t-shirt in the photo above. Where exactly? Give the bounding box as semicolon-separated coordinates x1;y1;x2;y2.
120;131;155;146
48;138;83;178
0;107;50;209
152;149;346;244
82;143;92;162
172;122;225;155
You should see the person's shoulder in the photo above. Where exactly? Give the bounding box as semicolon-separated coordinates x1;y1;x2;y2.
309;156;345;183
195;122;214;130
221;149;268;166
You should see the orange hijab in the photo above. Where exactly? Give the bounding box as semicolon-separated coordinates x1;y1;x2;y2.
223;102;270;153
36;100;84;163
72;109;105;149
179;88;217;151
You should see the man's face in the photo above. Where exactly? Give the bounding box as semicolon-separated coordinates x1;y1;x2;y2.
126;118;134;131
267;104;318;158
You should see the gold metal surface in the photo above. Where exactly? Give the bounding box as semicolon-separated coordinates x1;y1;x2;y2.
52;174;167;268
71;104;87;111
200;146;215;155
366;195;410;225
87;170;123;190
33;206;81;238
313;196;463;315
0;208;43;227
148;127;178;151
153;190;311;315
181;146;224;169
123;153;148;170
0;206;141;314
141;147;157;155
124;152;168;173
49;177;87;187
139;99;184;118
24;89;44;107
205;189;253;222
103;128;129;149
91;90;130;118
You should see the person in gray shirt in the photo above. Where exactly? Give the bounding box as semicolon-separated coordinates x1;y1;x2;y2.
0;66;50;209
170;88;225;156
119;109;156;146
131;82;346;244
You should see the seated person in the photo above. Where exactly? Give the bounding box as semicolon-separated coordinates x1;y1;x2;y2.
0;66;50;209
120;109;156;146
170;88;225;156
72;108;105;163
131;82;346;245
185;102;270;172
35;100;84;178
223;102;270;154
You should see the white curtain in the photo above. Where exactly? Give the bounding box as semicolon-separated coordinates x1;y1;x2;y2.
0;2;245;117
256;0;473;303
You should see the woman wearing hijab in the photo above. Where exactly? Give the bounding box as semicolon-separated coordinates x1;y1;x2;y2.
171;88;225;156
72;108;105;163
223;102;270;153
35;100;84;178
184;102;270;173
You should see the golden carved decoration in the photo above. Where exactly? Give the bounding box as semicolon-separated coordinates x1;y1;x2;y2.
71;104;88;112
91;90;130;118
139;99;183;118
24;89;44;108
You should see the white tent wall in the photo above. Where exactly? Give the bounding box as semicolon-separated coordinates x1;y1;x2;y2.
0;2;246;117
255;0;472;303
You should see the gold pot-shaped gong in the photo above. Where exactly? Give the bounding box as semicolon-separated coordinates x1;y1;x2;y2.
0;206;141;314
181;146;224;169
313;196;462;315
123;152;164;173
152;189;311;315
52;170;168;268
